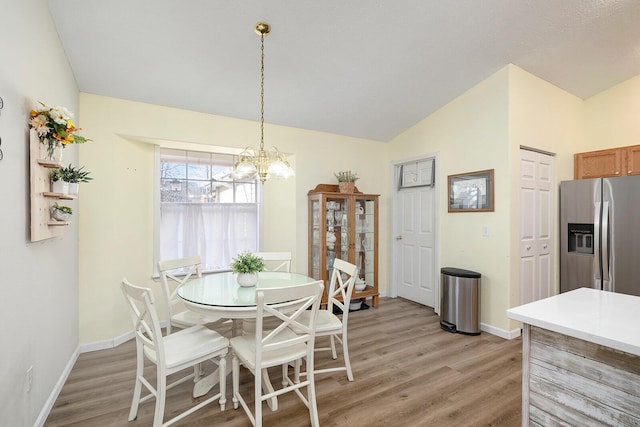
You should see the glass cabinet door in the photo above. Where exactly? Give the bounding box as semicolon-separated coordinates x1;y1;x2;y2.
310;198;321;278
325;195;349;280
354;196;377;288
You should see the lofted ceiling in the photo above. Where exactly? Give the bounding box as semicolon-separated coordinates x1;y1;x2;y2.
48;0;640;142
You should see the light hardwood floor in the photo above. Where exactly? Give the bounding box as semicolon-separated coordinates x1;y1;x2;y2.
44;297;522;426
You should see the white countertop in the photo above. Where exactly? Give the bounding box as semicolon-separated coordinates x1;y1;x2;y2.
507;287;640;356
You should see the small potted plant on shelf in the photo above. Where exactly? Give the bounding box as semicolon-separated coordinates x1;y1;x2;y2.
230;251;265;287
50;203;72;221
334;170;359;193
50;168;69;194
59;164;93;194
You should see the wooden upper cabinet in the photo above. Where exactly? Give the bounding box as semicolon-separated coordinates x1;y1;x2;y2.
574;144;640;179
626;145;640;176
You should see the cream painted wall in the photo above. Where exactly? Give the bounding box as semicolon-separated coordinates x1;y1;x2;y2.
78;94;388;344
389;67;511;329
0;1;80;426
388;65;586;333
507;65;584;330
583;73;640;150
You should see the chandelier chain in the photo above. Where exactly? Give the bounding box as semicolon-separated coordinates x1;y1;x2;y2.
260;32;265;151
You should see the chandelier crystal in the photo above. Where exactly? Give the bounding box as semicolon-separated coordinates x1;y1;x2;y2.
233;22;294;183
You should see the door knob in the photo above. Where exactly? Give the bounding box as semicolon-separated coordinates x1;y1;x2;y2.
543;244;547;249
395;235;403;241
526;245;531;250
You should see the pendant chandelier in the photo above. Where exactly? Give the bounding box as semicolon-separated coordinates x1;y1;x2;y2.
233;22;294;183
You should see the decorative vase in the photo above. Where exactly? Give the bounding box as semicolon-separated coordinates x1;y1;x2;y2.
39;139;63;164
52;180;69;194
338;181;355;193
237;273;259;287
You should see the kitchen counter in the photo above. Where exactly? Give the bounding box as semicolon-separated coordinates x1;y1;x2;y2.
507;287;640;356
507;288;640;426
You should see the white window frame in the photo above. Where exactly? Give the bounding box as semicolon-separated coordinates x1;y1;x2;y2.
153;145;263;276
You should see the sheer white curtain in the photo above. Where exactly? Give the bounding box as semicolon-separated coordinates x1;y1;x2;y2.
160;203;258;272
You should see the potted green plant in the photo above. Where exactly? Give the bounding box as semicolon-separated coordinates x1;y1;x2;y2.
50;203;72;221
230;251;265;287
334;170;359;193
59;164;93;194
50;168;69;194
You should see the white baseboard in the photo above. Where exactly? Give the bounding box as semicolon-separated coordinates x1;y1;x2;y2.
79;330;135;353
481;322;522;340
34;346;80;427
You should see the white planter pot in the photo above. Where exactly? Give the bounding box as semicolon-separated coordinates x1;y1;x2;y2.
237;273;259;287
52;180;69;194
68;183;79;195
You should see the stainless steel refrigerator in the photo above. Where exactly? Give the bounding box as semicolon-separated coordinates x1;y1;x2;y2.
560;176;640;297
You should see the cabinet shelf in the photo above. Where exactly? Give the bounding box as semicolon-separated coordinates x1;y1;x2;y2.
47;221;70;227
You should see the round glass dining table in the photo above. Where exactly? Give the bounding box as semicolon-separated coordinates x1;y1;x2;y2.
178;271;320;319
177;271;320;401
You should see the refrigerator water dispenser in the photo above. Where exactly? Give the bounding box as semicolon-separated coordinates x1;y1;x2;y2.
568;223;594;254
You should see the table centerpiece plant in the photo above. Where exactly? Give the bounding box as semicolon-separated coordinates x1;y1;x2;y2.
231;251;265;287
29;102;91;162
334;170;359;193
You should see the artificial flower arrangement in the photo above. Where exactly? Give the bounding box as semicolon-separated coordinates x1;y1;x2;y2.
29;102;91;159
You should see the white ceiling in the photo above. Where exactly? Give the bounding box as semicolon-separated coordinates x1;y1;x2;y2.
48;0;640;142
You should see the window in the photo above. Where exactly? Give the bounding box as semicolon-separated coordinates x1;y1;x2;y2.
158;148;261;272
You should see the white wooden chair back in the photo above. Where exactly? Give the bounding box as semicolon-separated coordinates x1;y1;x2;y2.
158;256;202;329
326;258;358;316
255;281;323;363
254;251;292;272
121;279;165;365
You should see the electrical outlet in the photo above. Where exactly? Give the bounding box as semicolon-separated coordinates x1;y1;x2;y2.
26;366;33;393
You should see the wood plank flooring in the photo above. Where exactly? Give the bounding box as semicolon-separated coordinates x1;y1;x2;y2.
44;298;522;426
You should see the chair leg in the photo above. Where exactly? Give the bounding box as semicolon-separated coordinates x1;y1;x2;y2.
128;348;144;421
218;356;227;410
329;335;338;359
306;356;320;427
281;364;288;388
255;366;263;427
342;331;354;381
153;370;167;427
232;355;240;410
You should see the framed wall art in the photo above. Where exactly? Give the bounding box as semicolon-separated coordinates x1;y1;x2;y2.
448;169;494;212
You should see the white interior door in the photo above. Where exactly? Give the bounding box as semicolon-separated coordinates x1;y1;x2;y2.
395;161;437;307
520;148;554;304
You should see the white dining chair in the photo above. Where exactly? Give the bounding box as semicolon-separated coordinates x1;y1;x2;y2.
253;251;292;272
121;278;229;427
230;281;324;427
158;256;227;335
297;258;358;381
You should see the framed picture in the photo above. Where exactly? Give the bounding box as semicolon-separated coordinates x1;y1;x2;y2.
448;169;494;212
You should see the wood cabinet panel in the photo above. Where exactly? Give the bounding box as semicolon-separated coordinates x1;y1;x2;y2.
626;145;640;176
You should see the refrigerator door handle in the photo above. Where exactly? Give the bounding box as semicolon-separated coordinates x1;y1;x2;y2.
602;201;610;283
594;201;601;281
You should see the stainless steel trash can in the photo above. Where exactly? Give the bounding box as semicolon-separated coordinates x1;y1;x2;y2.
440;267;481;335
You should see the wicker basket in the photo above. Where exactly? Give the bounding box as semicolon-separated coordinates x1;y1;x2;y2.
338;181;355;193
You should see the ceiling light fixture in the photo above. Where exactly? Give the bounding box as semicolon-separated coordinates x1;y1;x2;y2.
233;22;294;183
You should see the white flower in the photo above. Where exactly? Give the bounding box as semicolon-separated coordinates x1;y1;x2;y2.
29;115;51;137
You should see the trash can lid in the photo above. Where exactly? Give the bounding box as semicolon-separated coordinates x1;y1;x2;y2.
441;267;481;278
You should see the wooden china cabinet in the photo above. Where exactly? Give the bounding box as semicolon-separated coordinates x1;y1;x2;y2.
308;184;379;308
